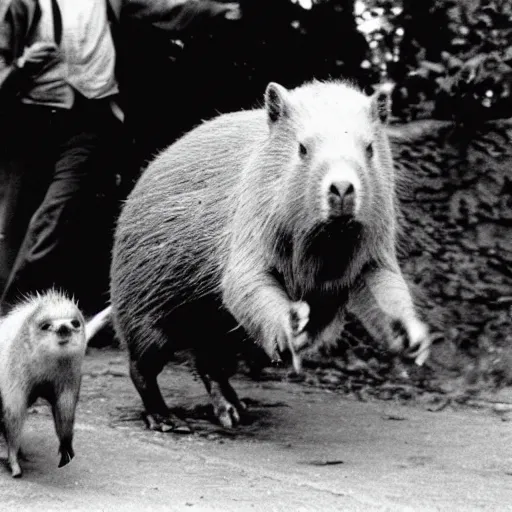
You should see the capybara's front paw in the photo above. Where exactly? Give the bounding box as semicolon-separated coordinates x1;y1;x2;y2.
285;301;311;374
289;301;309;338
406;319;431;366
144;412;192;434
391;318;431;366
275;301;310;362
288;301;311;351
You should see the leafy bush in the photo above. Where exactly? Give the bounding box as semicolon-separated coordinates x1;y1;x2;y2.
356;0;512;122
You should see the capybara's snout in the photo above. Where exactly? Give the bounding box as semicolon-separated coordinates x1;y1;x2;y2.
327;180;355;218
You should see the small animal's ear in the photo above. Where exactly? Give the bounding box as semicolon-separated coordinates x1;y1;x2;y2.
370;84;393;124
264;82;290;125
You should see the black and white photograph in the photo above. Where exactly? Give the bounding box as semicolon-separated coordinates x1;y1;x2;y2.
0;0;511;510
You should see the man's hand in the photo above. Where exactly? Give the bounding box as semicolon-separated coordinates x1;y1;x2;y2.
210;2;241;21
17;42;60;73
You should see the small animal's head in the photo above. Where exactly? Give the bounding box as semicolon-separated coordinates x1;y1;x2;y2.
28;292;86;356
262;80;396;239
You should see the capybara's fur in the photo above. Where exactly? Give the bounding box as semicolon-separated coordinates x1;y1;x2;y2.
0;291;86;477
110;80;430;430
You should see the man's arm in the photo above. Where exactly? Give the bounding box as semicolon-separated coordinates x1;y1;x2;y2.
120;0;240;33
0;2;25;99
0;2;60;102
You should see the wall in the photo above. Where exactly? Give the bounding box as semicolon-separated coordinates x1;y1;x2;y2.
389;119;512;355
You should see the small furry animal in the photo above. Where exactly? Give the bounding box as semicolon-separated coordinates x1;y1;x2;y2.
0;291;89;478
94;79;431;432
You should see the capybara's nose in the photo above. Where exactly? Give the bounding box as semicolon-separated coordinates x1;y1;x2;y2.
328;181;355;217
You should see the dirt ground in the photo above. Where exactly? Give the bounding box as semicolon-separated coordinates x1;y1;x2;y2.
1;347;512;512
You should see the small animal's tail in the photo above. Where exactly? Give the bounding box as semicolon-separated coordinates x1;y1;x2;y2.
85;306;112;342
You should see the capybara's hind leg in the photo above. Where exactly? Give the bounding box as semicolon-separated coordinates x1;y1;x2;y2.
219;380;247;415
129;358;191;433
200;373;245;428
2;394;27;478
195;350;246;428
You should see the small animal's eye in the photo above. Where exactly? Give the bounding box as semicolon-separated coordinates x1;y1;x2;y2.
299;143;308;158
40;322;51;331
71;319;81;329
366;142;374;159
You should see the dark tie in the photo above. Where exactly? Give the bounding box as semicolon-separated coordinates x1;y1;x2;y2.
50;0;63;46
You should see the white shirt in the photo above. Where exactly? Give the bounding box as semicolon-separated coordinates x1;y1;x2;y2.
23;0;119;109
58;0;119;100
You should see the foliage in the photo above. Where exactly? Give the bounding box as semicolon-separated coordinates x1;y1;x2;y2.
228;0;512;123
124;0;512;166
357;0;512;122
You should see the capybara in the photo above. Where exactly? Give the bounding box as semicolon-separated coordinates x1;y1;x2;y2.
0;290;87;477
108;79;431;431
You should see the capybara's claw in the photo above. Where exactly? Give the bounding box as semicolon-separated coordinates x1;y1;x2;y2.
213;397;240;429
144;413;192;434
407;336;431;367
405;320;431;366
412;343;431;366
287;301;311;361
218;408;240;429
289;301;310;336
276;302;311;375
391;319;431;366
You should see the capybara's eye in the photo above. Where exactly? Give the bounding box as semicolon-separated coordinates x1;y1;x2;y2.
366;142;374;159
299;143;308;157
40;322;51;331
71;319;81;329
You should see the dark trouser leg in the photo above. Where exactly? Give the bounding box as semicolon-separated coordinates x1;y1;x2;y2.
0;161;31;291
0;110;52;294
1;100;125;314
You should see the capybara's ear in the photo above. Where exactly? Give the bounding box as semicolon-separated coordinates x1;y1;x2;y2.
265;82;290;125
370;84;393;124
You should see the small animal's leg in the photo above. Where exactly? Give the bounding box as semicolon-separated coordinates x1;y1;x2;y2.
129;358;190;433
350;266;430;365
2;393;27;478
52;389;79;468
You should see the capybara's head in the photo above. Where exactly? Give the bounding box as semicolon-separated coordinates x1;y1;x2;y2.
27;291;86;357
262;80;395;241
